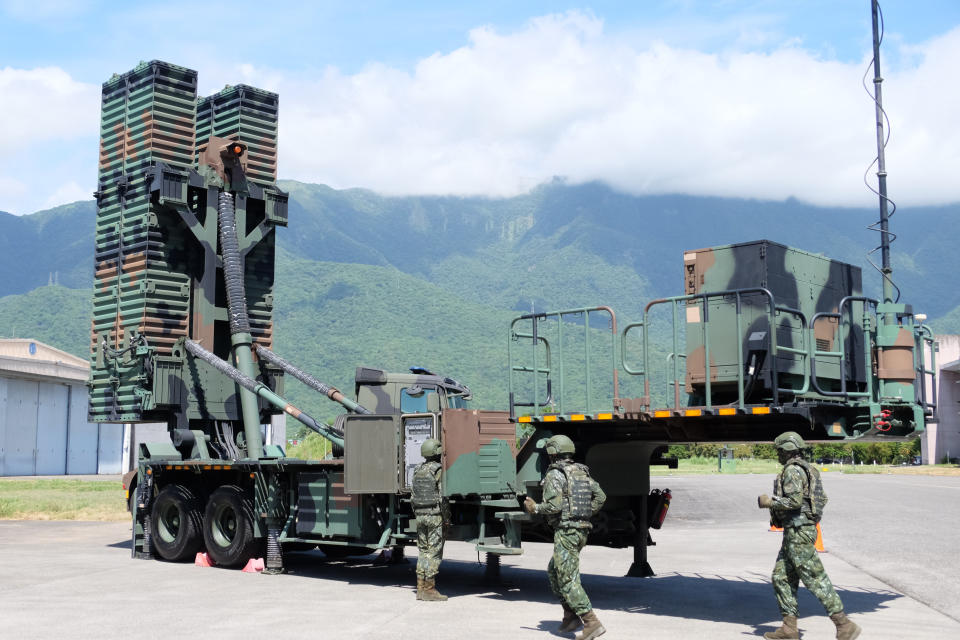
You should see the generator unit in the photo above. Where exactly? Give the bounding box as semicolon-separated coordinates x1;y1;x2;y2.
683;240;867;404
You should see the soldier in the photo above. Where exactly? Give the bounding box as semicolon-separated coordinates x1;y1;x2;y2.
758;432;861;640
412;437;449;601
524;434;607;640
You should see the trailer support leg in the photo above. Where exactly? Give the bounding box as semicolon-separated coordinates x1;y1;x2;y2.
264;524;285;574
626;494;654;577
139;515;154;560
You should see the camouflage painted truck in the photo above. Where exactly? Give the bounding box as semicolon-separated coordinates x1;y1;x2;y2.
94;60;935;580
91;61;603;575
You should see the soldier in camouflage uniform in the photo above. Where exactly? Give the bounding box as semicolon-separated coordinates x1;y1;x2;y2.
412;438;449;601
524;434;607;640
758;432;862;640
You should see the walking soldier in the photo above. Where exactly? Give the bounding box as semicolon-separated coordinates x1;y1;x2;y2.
758;431;861;640
524;434;607;639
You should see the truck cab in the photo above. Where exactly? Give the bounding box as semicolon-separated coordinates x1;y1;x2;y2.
353;366;472;414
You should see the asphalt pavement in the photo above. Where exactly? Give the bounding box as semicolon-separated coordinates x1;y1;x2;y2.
0;472;957;639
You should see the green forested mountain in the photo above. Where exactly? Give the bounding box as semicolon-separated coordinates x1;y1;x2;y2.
0;179;957;420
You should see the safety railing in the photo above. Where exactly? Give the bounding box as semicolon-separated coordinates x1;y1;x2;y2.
508;306;618;419
916;324;938;419
810;296;877;401
632;288;809;411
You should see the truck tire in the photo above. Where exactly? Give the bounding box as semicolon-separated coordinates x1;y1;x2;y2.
203;485;259;568
151;484;204;562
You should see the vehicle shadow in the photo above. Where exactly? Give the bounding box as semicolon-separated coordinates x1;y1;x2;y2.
282;551;901;628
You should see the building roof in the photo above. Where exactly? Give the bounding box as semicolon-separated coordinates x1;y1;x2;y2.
0;339;88;383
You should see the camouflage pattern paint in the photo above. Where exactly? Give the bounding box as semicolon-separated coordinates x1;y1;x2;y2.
88;60;287;430
684;240;865;403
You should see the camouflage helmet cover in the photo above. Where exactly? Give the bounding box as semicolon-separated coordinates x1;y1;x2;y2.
774;431;806;451
421;438;443;458
545;434;576;456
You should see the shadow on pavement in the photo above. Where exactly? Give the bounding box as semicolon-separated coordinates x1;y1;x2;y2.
278;551;900;626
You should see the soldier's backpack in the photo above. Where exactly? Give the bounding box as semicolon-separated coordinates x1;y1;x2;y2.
787;457;828;523
411;461;442;513
559;462;594;521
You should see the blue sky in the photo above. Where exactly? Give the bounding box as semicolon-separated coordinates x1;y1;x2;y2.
2;0;959;214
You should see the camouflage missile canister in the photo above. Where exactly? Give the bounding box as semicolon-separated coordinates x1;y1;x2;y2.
89;60;288;426
90;61;198;421
683;240;865;404
196;85;279;187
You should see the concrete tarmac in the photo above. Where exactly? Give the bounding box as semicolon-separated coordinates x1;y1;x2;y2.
1;472;958;639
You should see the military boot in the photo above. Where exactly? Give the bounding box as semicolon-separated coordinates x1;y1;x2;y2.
574;610;605;640
558;604;582;632
419;576;448;601
829;613;861;640
415;576;424;600
763;616;799;639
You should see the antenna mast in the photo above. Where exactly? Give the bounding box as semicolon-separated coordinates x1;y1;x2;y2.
870;0;895;317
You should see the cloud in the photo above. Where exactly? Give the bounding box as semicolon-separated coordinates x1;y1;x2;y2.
0;66;99;152
0;66;99;214
255;12;960;207
2;11;959;214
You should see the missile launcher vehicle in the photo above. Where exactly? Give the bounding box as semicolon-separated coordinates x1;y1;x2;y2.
96;57;934;581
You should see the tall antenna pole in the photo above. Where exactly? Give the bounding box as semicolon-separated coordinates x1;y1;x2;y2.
871;0;895;318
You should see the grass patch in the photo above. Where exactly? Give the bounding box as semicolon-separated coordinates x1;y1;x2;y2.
651;457;782;475
0;478;128;521
840;464;960;476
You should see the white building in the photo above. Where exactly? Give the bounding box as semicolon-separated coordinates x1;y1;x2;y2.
1;338;286;476
924;334;960;464
0;338;126;476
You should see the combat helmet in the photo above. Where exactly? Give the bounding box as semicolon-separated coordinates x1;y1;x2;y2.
773;431;807;452
545;434;576;456
421;438;443;458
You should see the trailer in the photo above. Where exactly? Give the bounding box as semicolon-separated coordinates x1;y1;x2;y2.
94;54;934;582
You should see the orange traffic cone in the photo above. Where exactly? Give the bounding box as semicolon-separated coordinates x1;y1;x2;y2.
194;552;215;567
815;523;825;552
242;557;265;573
769;524;783;532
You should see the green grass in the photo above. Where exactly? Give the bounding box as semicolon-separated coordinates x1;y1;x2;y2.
0;478;128;521
651;457;783;475
286;432;335;460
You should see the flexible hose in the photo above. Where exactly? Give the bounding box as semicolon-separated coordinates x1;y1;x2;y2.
217;191;252;334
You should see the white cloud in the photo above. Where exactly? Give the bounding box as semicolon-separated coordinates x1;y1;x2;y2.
0;66;98;214
0;66;99;152
2;12;959;214
40;181;91;211
256;12;960;207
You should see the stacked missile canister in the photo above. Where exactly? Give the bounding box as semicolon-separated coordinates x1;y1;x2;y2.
88;61;288;433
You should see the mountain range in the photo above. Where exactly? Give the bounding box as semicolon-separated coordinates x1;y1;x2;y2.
1;179;957;419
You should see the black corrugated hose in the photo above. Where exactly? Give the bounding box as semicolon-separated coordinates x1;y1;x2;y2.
217;191;251;334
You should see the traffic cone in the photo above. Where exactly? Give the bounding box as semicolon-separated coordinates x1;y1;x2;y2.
194;552;215;567
242;557;265;573
769;525;783;532
815;523;825;552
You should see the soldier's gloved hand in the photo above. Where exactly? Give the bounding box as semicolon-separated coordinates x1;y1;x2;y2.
523;497;537;514
757;494;774;509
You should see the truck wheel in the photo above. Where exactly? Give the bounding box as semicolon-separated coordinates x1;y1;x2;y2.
203;485;259;568
151;484;204;562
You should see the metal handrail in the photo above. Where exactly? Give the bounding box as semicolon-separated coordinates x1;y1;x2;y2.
508;306;618;418
665;353;687;404
917;325;938;419
637;287;808;411
810;296;878;400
